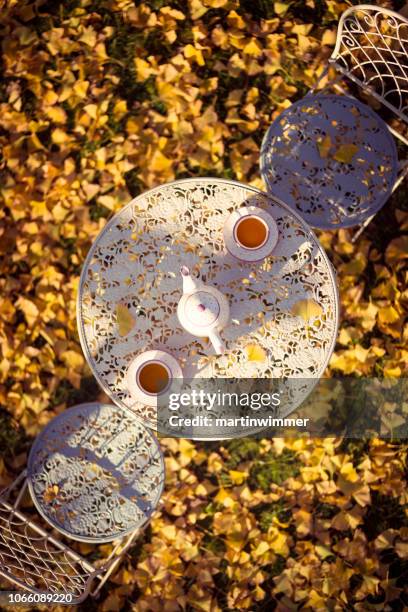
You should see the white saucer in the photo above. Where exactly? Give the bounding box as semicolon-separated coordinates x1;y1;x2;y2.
223;206;279;262
127;350;183;407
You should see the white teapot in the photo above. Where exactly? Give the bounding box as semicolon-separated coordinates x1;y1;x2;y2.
177;266;230;355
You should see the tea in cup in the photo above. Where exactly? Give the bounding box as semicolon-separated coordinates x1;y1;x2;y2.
234;215;269;249
223;206;279;262
127;350;183;406
137;361;171;395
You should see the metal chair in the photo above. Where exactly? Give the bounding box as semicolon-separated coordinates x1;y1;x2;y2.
0;402;165;603
260;4;408;238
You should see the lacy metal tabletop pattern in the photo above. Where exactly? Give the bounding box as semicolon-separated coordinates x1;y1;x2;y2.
27;403;165;543
77;179;339;428
260;95;398;229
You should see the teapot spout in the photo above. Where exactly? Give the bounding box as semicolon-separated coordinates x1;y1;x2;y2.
180;266;199;294
209;330;225;355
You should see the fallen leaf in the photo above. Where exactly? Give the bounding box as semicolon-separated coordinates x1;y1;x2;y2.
322;29;336;46
16;297;39;326
184;44;205;66
228;470;248;485
245;344;267;362
386;236;408;266
116;304;135;336
43;484;59;503
317;134;332;159
333;143;359;164
274;2;291;16
291;298;323;321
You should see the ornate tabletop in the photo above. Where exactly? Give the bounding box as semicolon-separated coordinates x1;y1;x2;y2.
260;95;398;229
77;178;339;431
27;403;165;543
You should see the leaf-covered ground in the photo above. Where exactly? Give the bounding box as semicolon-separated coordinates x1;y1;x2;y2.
0;0;407;610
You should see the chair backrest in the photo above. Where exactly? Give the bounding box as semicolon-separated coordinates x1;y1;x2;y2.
330;4;408;124
0;496;98;603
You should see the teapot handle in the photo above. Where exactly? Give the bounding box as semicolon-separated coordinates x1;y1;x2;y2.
209;331;225;355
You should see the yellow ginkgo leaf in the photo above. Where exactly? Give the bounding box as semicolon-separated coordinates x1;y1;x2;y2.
340;461;359;482
291;298;323;321
306;591;327;609
43;484;59;504
204;0;229;7
184;43;205;66
73;80;90;98
385;236;408;266
378;305;400;325
61;350;84;370
333;143;359;163
243;39;263;56
45;106;67;123
84;103;98;119
383;364;402;377
189;0;208;19
43;89;58;105
150;150;173;172
214;487;234;507
134;57;156;81
317;135;331;159
16;297;39;326
274;2;290;16
315;545;333;559
116;304;135;337
322;29;336;46
79;26;97;47
228;470;248;485
227;10;246;29
51;128;70;144
245;344;267;362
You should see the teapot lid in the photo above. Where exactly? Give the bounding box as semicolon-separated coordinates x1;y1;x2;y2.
184;290;220;327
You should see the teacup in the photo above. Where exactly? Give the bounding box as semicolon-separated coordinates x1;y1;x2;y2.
223;206;279;262
127;350;183;406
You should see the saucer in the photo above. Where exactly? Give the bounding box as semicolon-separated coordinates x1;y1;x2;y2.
223;206;279;262
127;350;183;407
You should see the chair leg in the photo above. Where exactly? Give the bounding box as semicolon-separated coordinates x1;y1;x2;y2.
392;161;408;192
0;470;27;499
90;556;125;598
351;214;375;243
307;67;329;95
352;159;408;243
308;68;347;96
89;500;165;598
90;525;142;598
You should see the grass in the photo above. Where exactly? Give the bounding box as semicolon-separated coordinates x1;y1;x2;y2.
0;408;28;458
48;376;101;409
249;449;300;491
254;500;292;531
124;168;145;198
223;438;262;471
89;199;111;221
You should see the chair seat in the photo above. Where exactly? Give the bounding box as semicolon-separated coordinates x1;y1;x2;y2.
27;403;165;543
260;94;398;229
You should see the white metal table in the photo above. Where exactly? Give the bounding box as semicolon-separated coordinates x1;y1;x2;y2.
77;178;339;433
